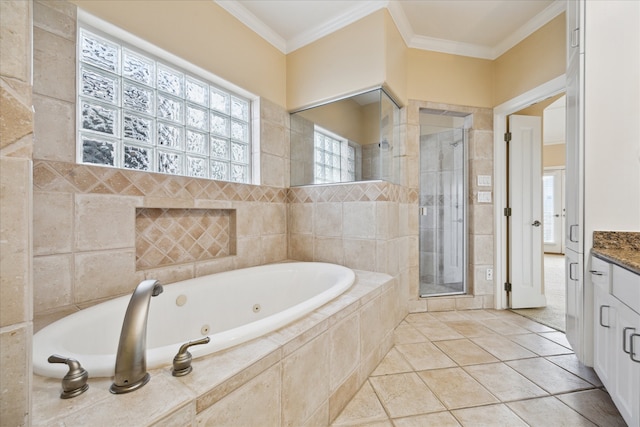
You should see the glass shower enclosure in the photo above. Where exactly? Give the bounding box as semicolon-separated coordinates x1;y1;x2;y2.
419;110;469;297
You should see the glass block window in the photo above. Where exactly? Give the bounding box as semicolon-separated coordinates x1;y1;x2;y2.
77;27;251;183
314;127;356;184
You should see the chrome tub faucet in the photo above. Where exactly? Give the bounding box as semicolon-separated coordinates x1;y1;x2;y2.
110;279;163;394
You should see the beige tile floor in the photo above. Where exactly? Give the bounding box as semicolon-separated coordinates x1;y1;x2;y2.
332;309;627;427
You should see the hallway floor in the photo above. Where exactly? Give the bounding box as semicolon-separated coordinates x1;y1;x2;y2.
332;309;625;427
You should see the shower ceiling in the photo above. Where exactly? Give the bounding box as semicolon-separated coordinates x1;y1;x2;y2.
215;0;560;58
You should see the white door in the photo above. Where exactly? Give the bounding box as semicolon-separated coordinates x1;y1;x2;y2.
543;168;565;254
509;115;546;308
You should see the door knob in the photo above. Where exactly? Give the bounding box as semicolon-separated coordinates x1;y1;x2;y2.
532;220;541;227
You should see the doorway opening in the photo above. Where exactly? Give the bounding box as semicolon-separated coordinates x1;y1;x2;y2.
506;93;567;331
543;167;566;255
418;109;470;297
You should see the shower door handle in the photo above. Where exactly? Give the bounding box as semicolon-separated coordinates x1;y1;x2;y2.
419;207;428;216
531;220;541;227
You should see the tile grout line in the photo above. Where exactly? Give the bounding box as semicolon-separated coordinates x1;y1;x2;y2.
333;309;623;427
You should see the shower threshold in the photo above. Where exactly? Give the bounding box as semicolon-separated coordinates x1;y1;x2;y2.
420;281;465;297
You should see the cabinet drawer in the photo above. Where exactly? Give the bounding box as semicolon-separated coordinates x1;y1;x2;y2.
590;256;612;292
612;265;640;314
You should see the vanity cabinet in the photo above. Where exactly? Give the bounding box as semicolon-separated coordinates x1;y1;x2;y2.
592;257;613;385
591;256;640;427
566;249;583;347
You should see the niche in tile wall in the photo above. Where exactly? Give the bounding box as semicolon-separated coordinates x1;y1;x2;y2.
135;208;236;270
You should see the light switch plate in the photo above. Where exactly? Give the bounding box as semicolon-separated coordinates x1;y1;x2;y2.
477;175;492;187
478;191;492;203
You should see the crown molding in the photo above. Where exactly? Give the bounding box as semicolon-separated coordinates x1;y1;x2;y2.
491;0;566;59
214;0;287;53
386;1;493;60
395;0;565;60
286;0;388;53
386;0;413;47
216;0;566;59
409;36;496;60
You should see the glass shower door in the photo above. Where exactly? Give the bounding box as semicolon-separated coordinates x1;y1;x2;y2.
419;126;467;296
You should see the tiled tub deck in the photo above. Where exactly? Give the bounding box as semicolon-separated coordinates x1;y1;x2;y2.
32;270;400;426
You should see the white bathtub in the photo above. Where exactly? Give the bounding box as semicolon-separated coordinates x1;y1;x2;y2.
33;262;355;378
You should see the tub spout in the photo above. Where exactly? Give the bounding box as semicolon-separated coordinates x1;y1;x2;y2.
110;279;163;394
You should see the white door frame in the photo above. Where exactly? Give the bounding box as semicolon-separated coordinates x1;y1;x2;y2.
493;75;565;309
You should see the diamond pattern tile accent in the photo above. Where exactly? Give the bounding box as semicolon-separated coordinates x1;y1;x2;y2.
136;208;233;269
35;160;413;205
287;182;417;204
33;160;286;202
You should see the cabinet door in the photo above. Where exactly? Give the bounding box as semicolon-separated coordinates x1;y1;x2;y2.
566;249;583;351
565;56;584;254
593;285;615;386
566;0;585;63
613;302;640;427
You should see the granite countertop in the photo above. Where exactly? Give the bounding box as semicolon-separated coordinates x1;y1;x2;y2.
591;231;640;275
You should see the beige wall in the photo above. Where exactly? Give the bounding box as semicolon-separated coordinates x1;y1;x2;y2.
287;8;409;110
296;98;369;144
514;93;566;168
493;13;566;106
383;10;408;106
407;50;494;108
362;102;381;146
543;144;566;167
288;10;564;111
287;11;386;111
71;0;287;107
516;93;561;116
294;92;388;148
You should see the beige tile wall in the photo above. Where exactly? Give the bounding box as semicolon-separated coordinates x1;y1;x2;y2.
405;100;495;312
287;181;418;327
31;1;290;329
32;160;289;327
0;1;34;425
287;103;497;317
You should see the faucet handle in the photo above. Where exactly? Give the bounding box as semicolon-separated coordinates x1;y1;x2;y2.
48;354;89;399
172;337;210;377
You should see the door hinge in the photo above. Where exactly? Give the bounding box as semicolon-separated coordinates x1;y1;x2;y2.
504;282;512;292
504;132;512;142
504;207;512;217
